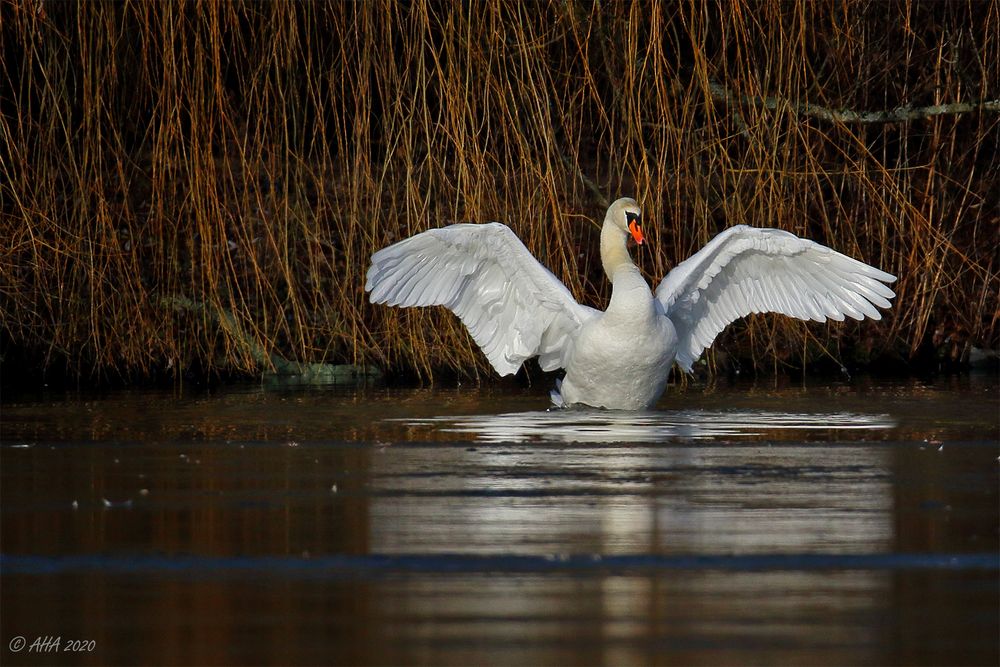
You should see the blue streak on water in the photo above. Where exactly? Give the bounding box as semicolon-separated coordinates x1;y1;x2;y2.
2;552;997;578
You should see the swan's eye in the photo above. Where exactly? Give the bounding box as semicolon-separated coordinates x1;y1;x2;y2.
625;211;641;226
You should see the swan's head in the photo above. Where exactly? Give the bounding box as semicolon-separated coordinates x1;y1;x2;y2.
606;197;644;245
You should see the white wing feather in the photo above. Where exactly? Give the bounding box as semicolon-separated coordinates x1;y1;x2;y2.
655;225;896;371
366;223;598;375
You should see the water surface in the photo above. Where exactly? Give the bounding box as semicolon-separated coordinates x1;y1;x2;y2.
2;375;997;665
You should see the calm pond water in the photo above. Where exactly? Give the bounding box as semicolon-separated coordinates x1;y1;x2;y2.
2;374;998;666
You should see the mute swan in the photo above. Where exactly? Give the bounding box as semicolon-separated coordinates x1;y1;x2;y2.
366;198;896;410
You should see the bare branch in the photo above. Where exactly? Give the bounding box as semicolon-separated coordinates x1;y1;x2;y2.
709;81;1000;123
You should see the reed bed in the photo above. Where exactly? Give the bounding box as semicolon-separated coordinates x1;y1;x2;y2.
2;0;997;383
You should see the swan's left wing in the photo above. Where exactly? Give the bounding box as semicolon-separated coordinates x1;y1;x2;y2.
654;225;896;371
366;222;598;375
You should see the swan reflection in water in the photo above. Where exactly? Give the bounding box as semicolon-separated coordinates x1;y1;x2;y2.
400;409;897;443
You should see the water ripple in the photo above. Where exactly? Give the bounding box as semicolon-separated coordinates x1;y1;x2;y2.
399;409;897;443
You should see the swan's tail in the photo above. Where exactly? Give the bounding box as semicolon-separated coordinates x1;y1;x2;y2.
549;377;565;408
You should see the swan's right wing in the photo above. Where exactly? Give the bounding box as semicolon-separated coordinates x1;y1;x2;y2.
366;223;598;375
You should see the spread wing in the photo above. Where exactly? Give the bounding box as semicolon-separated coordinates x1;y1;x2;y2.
655;225;896;371
366;222;598;375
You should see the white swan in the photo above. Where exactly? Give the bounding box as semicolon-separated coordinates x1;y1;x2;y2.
365;198;896;410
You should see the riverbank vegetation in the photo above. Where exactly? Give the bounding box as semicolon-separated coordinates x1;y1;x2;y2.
2;1;997;384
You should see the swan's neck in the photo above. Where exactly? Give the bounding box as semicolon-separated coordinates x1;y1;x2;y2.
601;218;656;321
600;221;634;281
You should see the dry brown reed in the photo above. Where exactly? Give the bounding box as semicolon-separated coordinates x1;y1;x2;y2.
2;0;997;383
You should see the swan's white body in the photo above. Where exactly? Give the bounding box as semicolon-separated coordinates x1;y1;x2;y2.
366;198;896;410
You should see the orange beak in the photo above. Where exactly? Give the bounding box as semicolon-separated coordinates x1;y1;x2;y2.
628;220;645;245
